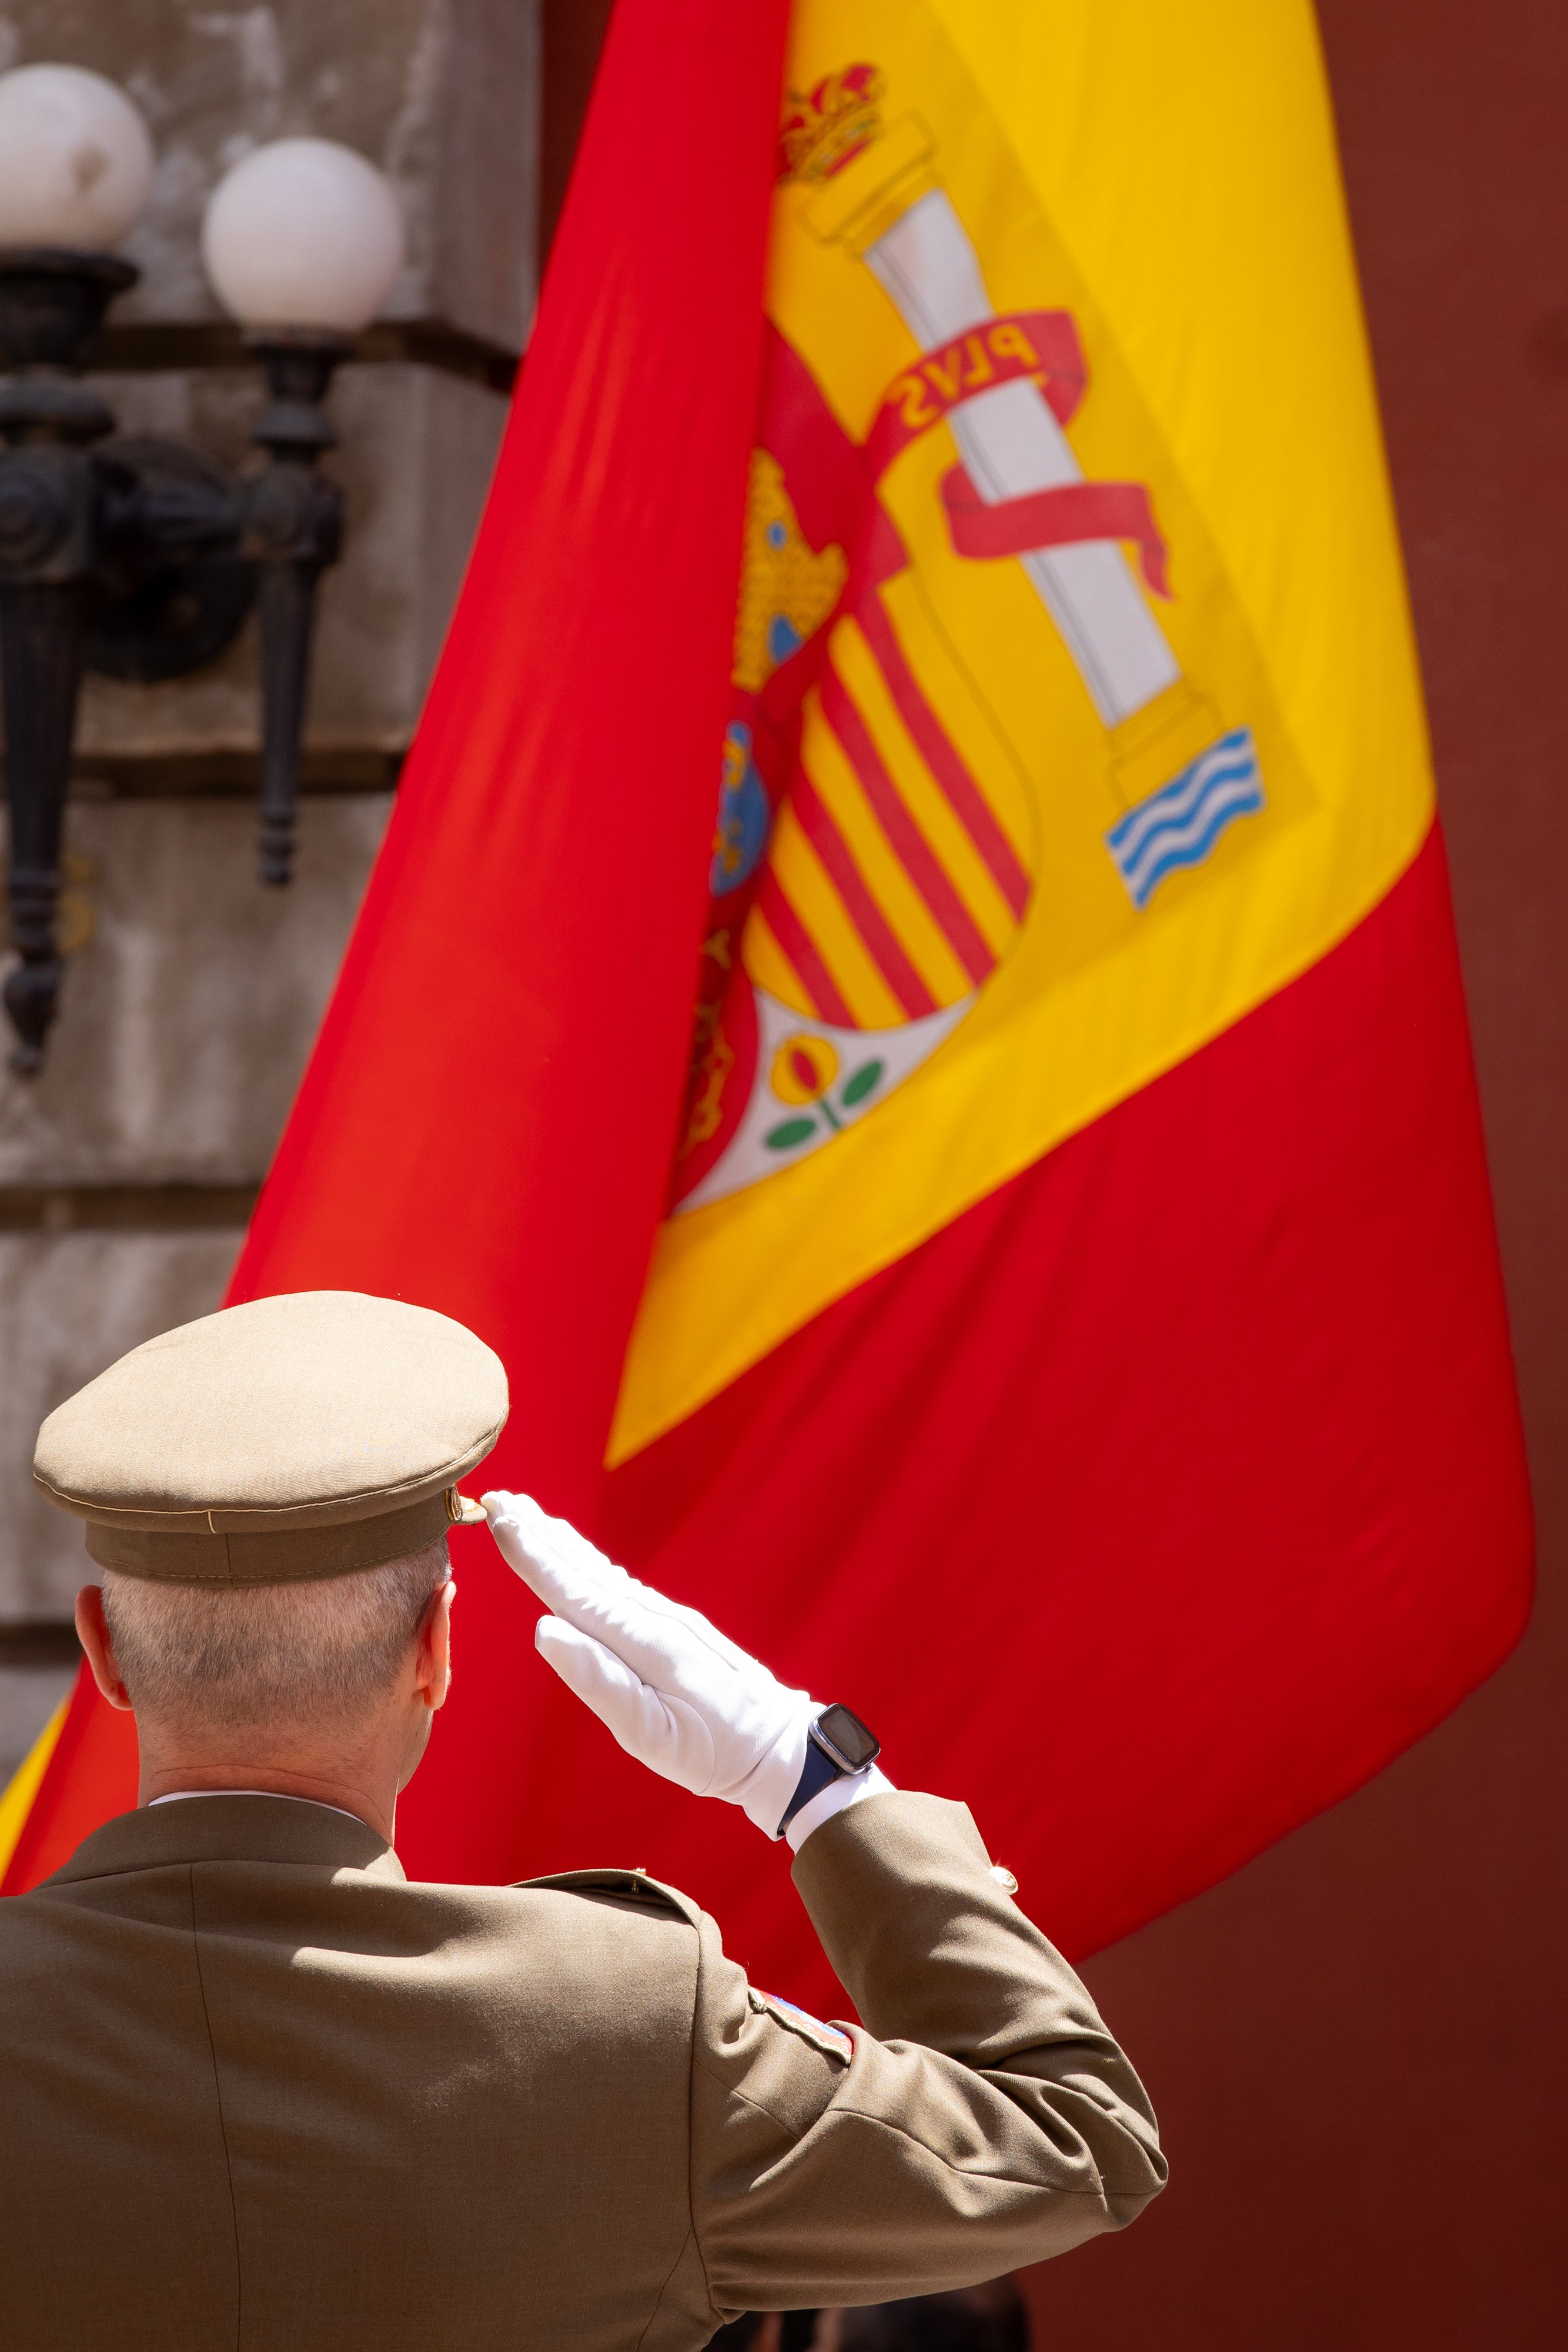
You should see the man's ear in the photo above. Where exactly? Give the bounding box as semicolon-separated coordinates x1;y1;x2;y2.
75;1585;133;1712
415;1579;454;1713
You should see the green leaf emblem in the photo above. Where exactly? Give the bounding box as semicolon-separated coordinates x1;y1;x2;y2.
764;1115;817;1150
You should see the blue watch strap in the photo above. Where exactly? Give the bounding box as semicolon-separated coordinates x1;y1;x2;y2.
777;1733;844;1838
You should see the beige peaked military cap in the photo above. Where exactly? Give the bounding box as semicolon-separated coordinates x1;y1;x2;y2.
34;1291;508;1586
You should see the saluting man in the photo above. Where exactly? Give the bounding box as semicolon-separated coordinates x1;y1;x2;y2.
1;1291;1165;2348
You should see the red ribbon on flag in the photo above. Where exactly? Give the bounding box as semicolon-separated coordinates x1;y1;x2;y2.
862;308;1088;479
861;305;1171;593
939;464;1173;597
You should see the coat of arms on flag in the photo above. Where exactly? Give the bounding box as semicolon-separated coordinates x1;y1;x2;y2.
622;0;1416;1458
678;42;1299;1215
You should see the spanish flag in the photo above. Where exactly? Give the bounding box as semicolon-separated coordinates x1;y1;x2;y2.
2;0;1531;2002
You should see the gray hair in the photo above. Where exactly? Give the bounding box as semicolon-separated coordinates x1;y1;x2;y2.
100;1536;450;1732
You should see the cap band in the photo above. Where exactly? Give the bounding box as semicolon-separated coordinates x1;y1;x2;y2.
86;1491;455;1587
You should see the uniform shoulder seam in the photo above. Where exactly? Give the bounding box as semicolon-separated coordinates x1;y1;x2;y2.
511;1867;702;1926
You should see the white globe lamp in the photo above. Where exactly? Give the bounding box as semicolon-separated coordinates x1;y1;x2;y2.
0;64;153;252
201;139;405;335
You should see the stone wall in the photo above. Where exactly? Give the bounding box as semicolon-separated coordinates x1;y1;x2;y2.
0;0;536;1776
0;1;538;348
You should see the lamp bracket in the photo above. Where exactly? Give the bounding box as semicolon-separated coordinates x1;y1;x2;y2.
0;249;352;1067
86;439;255;685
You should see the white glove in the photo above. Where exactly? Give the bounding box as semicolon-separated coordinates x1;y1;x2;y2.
484;1491;821;1840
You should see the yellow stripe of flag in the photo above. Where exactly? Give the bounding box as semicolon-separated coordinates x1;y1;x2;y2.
0;1694;71;1888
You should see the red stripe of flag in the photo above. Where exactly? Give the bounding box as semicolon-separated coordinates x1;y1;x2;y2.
1;0;801;1907
597;828;1533;1999
755;868;858;1027
819;663;997;988
857;595;1032;923
788;771;941;1020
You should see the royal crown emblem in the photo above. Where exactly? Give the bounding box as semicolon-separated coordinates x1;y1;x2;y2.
778;62;885;183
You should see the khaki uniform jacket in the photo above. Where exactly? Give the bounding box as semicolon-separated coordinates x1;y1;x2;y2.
0;1788;1164;2350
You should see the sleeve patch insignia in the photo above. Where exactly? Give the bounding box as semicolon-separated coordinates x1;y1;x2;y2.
748;1985;853;2063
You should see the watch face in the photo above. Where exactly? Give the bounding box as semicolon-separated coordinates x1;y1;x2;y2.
815;1703;880;1772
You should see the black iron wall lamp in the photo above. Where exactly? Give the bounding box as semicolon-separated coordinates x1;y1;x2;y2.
0;63;407;1072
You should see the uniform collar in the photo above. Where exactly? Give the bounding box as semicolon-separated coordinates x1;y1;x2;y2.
39;1792;406;1886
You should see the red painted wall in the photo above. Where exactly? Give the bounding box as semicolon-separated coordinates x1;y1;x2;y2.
1021;6;1568;2341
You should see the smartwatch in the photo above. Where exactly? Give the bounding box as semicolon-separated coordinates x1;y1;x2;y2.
777;1703;881;1837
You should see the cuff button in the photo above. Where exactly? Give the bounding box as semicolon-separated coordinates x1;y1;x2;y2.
989;1864;1018;1893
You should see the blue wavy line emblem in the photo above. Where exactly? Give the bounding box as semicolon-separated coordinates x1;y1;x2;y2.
1106;726;1266;909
